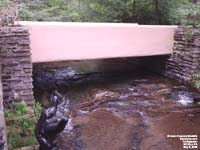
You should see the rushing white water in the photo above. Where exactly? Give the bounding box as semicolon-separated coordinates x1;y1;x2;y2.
177;93;193;106
64;117;73;133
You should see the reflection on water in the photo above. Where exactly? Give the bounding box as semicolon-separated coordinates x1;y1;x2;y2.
37;75;200;150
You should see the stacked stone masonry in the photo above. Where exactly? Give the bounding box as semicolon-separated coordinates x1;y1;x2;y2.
0;63;7;150
164;26;200;82
0;26;33;107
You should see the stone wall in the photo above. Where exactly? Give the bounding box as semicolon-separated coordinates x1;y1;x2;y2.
0;63;7;150
0;26;33;107
162;27;200;82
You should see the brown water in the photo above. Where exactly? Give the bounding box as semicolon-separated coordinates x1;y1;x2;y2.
50;75;200;150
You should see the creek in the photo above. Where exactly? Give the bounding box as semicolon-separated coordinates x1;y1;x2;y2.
33;65;200;150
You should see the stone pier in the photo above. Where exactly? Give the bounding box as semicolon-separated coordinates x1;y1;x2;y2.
0;26;33;107
164;26;200;82
0;63;7;150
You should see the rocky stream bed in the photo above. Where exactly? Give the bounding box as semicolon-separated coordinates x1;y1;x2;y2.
34;68;200;150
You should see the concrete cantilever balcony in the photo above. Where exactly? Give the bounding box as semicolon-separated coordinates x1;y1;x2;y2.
18;21;177;63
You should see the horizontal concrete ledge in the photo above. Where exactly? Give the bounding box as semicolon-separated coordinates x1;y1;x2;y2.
18;21;177;63
18;21;178;28
18;21;139;27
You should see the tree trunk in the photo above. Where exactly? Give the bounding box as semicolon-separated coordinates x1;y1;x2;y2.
78;0;81;11
191;0;197;4
132;0;136;23
154;0;161;24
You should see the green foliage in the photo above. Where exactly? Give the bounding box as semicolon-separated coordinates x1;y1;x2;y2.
14;102;27;115
2;0;200;27
4;0;188;25
0;0;17;26
0;0;12;8
48;0;65;7
195;80;200;89
193;72;200;89
33;101;42;120
169;1;200;27
5;102;42;149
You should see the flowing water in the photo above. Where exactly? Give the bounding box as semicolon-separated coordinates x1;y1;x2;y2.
37;74;200;150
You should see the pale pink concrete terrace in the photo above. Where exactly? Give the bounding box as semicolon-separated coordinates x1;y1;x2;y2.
18;21;177;63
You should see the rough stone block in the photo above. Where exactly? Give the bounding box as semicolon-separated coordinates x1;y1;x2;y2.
163;26;200;82
0;26;33;108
